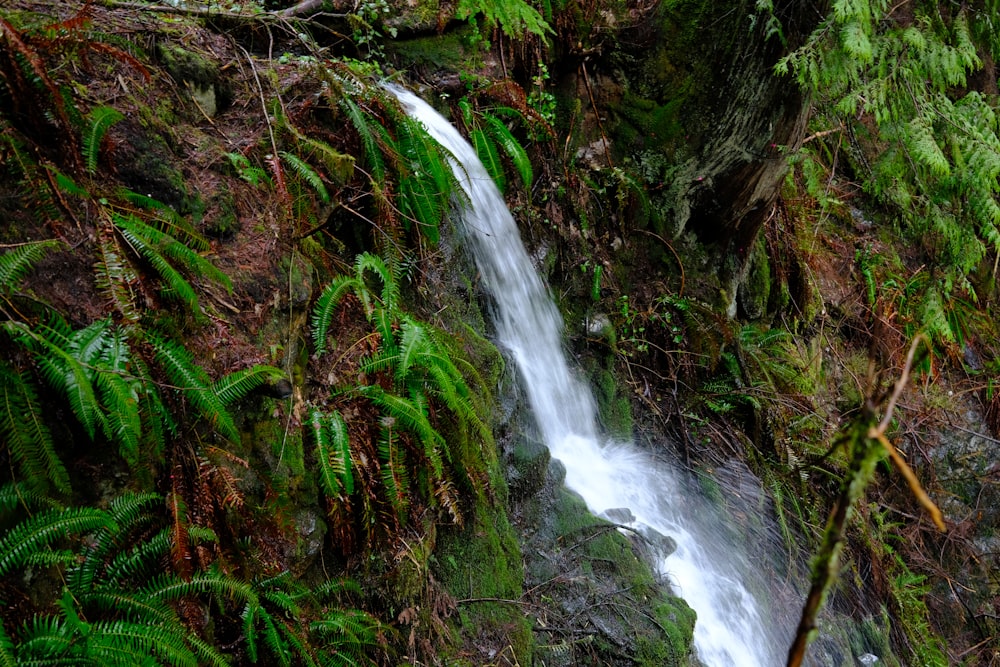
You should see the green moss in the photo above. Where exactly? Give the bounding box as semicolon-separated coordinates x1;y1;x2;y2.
637;598;697;665
549;489;696;665
435;503;533;663
388;28;482;73
203;186;240;239
738;233;771;320
156;44;219;88
592;366;633;439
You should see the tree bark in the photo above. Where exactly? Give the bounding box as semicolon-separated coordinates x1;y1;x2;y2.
669;0;826;254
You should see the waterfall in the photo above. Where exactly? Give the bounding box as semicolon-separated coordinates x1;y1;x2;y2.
392;85;790;666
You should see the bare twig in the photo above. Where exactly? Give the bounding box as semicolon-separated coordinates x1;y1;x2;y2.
787;335;946;667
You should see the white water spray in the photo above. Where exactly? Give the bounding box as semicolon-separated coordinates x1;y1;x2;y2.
392;85;789;666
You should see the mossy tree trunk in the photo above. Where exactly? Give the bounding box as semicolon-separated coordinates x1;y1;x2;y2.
661;0;828;310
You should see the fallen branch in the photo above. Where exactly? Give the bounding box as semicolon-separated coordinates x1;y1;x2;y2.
96;0;348;20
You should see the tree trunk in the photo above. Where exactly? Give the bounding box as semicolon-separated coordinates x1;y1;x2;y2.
670;1;823;257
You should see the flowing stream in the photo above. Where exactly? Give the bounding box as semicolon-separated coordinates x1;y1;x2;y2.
393;85;790;666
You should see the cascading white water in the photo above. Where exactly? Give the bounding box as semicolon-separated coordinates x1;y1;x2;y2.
392;85;789;666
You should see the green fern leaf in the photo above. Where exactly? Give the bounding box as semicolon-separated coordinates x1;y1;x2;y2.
396;116;455;243
455;0;553;39
341;97;386;183
96;371;142;469
394;316;430;385
310;409;354;498
114;214;199;311
79;589;179;627
226;152;271;187
280;151;330;203
86;618;200;667
0;506;111;577
69;492;160;592
375;429;410;517
356;251;398;315
471;127;506;192
0;239;63;293
311;275;363;357
306;137;355;184
0;362;70;495
0;620;15;667
118;188;211;252
94;223;141;323
83;106;124;175
17;320;104;441
259;609;292;667
102;529;172;584
146;331;238;441
212;365;287;405
361;385;444;479
115;212;231;300
17;614;77;662
484;114;533;189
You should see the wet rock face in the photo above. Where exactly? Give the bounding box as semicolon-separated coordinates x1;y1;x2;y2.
508;457;696;666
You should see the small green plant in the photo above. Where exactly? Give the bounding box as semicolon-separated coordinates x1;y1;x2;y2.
455;0;553;41
349;0;398;60
459;97;535;193
778;1;1000;309
0;483;387;666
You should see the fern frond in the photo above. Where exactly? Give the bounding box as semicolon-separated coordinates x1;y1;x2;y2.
94;221;141;322
0;620;15;667
146;331;238;441
18;320;105;440
361;385;444;479
0;506;111;577
311;275;363;357
371;307;398;362
212;364;287;405
341;97;386;183
115;212;231;299
300;135;355;184
119;188;210;253
86;619;200;667
0;362;70;495
102;527;172;585
226;152;271;187
68;491;159;592
16;614;77;662
484;113;533;189
83;106;124;175
455;0;553;39
310;409;354;498
0;481;57;515
77;589;179;626
280;151;330;204
114;214;199;311
471;126;506;192
375;429;410;517
258;608;293;667
0;239;63;293
356;251;398;315
394;316;430;384
144;568;257;606
95;371;142;468
396;116;453;243
180;630;232;667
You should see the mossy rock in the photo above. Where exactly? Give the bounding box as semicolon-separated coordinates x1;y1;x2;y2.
507;434;550;500
592;366;633;439
434;504;533;664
